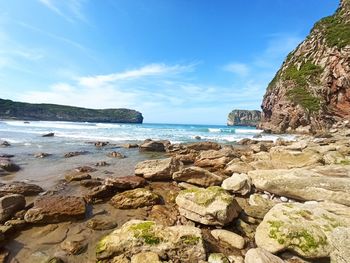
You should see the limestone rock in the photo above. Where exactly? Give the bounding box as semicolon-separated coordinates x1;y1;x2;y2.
96;220;206;262
244;248;284;263
148;205;179;226
24;195;86;223
329;227;350;263
248;166;350;206
139;139;168;152
255;202;350;258
221;173;251;195
224;160;254;175
105;176;146;190
135;158;181;181
110;188;161;209
175;186;240;226
208;253;230;263
86;216;118;230
0;181;43;197
131;252;161;263
0;194;25;223
173;166;223;187
185;141;221;151
60;234;87;255
211;229;245;249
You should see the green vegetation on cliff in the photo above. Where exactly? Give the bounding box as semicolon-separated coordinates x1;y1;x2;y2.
314;8;350;49
0;98;143;123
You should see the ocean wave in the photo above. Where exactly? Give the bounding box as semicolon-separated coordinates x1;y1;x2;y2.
235;129;263;134
3;121;98;130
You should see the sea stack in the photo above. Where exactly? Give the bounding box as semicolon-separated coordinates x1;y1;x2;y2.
227;110;261;127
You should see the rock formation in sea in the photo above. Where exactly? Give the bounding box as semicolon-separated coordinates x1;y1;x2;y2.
227;110;261;127
259;0;350;133
0;98;143;123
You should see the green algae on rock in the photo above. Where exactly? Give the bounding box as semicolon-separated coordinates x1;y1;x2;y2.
255;202;350;258
96;220;206;262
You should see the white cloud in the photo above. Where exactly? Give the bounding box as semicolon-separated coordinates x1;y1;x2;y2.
223;62;250;77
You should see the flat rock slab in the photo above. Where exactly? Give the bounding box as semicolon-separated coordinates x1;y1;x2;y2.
24;195;87;223
0;182;43;197
176;186;240;226
248;165;350;206
96;220;206;262
135;158;181;181
105;176;146;190
255;202;350;258
110;188;161;209
172;166;223;187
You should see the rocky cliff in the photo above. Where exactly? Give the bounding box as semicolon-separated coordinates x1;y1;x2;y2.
259;0;350;133
0;98;143;123
227;110;261;127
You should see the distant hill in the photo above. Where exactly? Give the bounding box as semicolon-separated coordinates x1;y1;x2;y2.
0;98;143;123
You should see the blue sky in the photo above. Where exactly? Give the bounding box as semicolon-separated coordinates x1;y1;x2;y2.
0;0;338;124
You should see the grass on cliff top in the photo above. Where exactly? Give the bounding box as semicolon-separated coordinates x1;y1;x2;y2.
283;61;322;113
314;11;350;49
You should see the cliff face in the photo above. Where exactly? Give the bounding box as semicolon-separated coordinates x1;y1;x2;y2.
227;110;261;127
0;99;144;123
259;0;350;133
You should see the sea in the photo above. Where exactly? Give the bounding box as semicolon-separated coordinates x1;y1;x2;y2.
0;120;293;145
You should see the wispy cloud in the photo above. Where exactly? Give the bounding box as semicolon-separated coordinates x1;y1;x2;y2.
223;62;250;77
38;0;88;23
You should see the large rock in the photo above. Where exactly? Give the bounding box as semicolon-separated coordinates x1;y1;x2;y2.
172;167;223;187
211;229;245;249
185;141;221;151
244;248;284;263
24;195;86;223
0;194;25;223
248;165;350;206
135;158;181;181
110;188;161;209
0;182;43;197
221;173;251;195
175;186;240;226
139;139;169;152
96;220;206;262
105;176;146;190
194;148;237;170
255;202;350;258
224;160;254;175
0;158;20;172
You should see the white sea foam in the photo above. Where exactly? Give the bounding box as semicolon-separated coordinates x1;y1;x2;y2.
235;129;263;134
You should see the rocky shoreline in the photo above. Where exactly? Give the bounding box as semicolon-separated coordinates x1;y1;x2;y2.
0;121;349;262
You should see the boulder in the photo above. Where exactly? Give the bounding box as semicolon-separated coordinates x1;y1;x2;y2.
96;220;206;262
221;173;251;195
255;202;350;258
0;194;25;223
139;139;168;152
0;141;10;147
85;185;115;202
194;149;237;170
211;229;245;249
175;186;240;226
94;141;109;147
105;176;146;190
60;234;87;255
148;205;179;226
244;248;284;263
135;158;181;181
24;195;86;223
64;151;88;158
0;158;20;172
65;173;91;182
172;166;223;187
185;141;221;151
0;182;43;196
34;152;51;158
110;188;161;209
248;166;350;206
